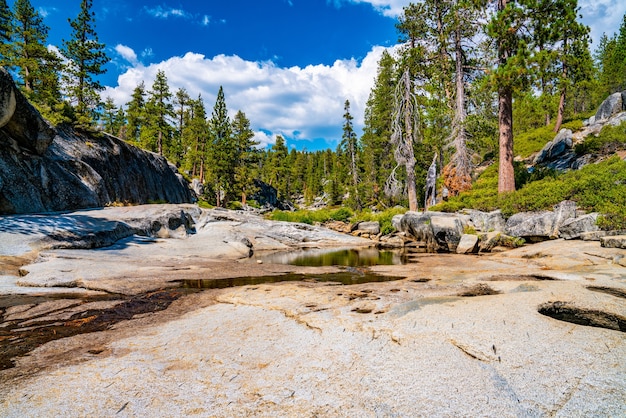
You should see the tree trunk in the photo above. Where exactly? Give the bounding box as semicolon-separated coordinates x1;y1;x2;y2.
497;0;515;194
554;52;568;133
403;71;419;212
498;86;515;193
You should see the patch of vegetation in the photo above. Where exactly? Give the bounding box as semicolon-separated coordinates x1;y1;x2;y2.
434;155;626;230
514;120;583;158
574;121;626;156
268;206;406;235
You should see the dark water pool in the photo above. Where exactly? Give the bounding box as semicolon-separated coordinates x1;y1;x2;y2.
256;247;412;267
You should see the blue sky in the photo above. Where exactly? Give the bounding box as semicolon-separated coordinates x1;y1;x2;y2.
10;0;626;151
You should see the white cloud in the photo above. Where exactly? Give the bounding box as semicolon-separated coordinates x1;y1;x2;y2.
115;44;138;65
102;46;395;149
350;0;409;17
145;5;189;19
579;0;626;46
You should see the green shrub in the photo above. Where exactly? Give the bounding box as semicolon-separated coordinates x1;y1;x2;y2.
574;121;626;155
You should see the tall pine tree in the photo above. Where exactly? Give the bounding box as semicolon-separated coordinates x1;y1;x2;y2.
61;0;109;124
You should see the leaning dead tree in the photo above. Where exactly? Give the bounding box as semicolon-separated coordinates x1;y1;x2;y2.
385;68;421;211
425;153;437;209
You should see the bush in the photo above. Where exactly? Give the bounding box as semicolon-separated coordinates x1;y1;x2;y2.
574;121;626;155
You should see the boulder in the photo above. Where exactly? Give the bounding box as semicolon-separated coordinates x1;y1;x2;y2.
353;221;380;235
397;211;468;252
534;129;573;165
559;213;600;239
456;234;478;254
465;209;505;233
505;201;577;241
601;235;626;249
0;67;55;155
594;92;624;122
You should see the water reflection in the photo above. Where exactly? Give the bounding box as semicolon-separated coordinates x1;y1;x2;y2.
258;247;410;267
179;271;403;289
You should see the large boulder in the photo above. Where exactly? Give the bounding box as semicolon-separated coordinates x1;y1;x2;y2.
397;211;468;252
504;201;578;241
559;213;600;239
0;73;194;215
0;67;55;155
534;129;573;166
465;209;506;232
594;92;624;122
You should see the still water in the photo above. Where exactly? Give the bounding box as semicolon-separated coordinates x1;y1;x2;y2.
256;247;411;267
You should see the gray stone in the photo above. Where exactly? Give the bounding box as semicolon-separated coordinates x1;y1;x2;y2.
456;234;479;254
466;209;505;233
0;68;54;155
534;129;573;165
595;92;623;122
397;211;468;252
505;211;556;241
559;213;600;239
354;221;380;235
601;235;626;249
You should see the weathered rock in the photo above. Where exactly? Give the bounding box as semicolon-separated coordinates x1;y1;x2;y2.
190;178;203;197
477;231;524;252
534;129;573;165
505;201;577;241
595;92;624;122
601;235;626;249
0;125;194;215
397;211;468;252
0;67;55;155
456;234;479;254
353;221;380;235
465;209;505;233
559;213;600;239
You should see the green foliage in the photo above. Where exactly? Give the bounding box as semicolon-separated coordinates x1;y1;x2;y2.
574;121;626;155
352;207;407;236
435;155;626;230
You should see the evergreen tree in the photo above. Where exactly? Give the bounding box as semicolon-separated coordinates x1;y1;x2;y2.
125;81;146;143
101;96;124;136
141;70;174;157
173;87;190;163
208;86;234;207
0;0;12;65
11;0;62;109
183;95;209;181
361;50;396;207
231;110;259;205
486;0;531;194
340;99;360;209
61;0;109;124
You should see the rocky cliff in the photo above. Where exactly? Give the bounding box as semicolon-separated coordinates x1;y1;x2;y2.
0;68;194;215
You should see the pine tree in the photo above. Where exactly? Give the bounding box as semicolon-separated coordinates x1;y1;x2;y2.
486;0;530;194
340;99;360;209
231;110;259;205
61;0;109;124
141;70;174;157
183;95;208;181
361;50;396;207
173;87;190;163
11;0;62;109
101;97;124;136
208;86;234;207
0;0;12;65
125;81;146;143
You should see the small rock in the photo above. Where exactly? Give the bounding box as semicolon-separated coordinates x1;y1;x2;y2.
601;235;626;249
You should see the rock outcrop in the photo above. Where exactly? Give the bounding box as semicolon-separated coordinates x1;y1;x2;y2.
0;69;194;215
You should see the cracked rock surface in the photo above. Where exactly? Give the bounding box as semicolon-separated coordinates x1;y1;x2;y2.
0;206;624;416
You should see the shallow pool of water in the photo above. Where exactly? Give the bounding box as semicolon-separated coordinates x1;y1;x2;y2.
256;247;412;267
178;271;403;289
